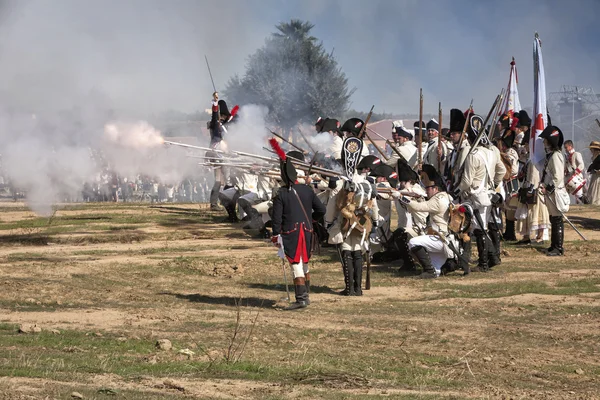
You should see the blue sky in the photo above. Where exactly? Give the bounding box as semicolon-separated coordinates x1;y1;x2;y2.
1;0;599;116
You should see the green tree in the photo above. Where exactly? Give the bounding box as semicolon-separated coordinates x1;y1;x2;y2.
225;19;354;133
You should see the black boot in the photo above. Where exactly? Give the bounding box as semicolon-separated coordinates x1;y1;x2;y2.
339;250;355;296
547;216;558;253
460;238;472;276
410;246;437;279
352;251;363;296
473;230;489;272
548;216;564;256
487;228;501;268
305;271;311;305
397;230;417;273
504;220;517;241
286;277;308;310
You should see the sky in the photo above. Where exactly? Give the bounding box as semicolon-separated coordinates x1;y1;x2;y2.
1;0;599;116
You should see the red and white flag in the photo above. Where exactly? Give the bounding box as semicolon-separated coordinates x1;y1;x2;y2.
502;57;521;117
531;33;547;165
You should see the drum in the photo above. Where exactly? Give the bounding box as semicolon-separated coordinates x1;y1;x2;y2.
565;172;586;197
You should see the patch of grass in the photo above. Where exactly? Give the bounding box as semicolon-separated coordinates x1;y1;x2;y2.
418;277;600;300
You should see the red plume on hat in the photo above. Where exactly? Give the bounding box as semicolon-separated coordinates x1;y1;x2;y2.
510;117;519;131
269;138;286;161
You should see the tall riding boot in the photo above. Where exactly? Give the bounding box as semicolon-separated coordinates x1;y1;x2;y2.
305;271;311;305
339;250;355;296
548;217;564;256
398;231;417;273
487;228;501;268
352;251;363;296
286;277;308;310
210;181;222;210
460;238;472;275
503;220;517;241
547;216;557;253
474;230;489;272
411;246;437;279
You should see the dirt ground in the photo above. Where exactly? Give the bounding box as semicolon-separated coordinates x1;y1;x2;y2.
0;202;599;399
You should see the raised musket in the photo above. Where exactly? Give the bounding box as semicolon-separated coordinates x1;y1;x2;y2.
367;127;405;161
363;131;390;161
438;102;443;172
417;89;424;167
268;130;307;154
358;105;375;139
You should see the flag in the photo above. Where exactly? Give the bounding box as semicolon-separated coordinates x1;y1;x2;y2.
531;33;547;166
502;57;521;117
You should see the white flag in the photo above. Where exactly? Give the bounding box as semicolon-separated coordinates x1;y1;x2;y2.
531;33;548;166
502;57;521;116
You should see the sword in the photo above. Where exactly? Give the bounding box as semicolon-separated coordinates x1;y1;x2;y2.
281;258;291;303
541;190;588;240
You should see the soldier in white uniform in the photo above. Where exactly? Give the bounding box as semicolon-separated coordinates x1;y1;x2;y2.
539;126;569;256
457;115;506;272
496;128;520;241
423;119;449;175
325;118;379;296
563;140;587;203
406;165;454;279
586;141;600;205
445;109;471;192
385;123;418;169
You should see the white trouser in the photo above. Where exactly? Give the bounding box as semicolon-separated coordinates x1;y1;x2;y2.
291;258;309;279
409;235;452;275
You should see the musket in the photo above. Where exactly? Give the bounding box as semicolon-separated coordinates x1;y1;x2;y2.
466;90;505;157
363;131;390;161
540;189;588;240
164;140;278;163
268;130;307;154
297;127;317;155
417;89;424;167
438;102;443;172
358;105;375;139
596;118;600;129
365;252;371;290
486;88;506;141
366;127;406;160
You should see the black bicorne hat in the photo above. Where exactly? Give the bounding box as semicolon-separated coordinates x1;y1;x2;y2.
286;150;305;162
420;164;445;191
371;164;398;188
426;119;439;132
218;100;230;118
397;158;419;182
516;110;531;128
341;118;364;137
539;125;564;149
441;128;450;138
449;109;466;133
357;155;381;171
321;118;341;134
500;129;516;149
413;120;426;133
315;117;327;132
269;138;297;187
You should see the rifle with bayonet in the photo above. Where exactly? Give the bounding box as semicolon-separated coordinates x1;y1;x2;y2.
268;130;308;154
358;105;375;139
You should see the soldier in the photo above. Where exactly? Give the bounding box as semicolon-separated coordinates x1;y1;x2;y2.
496;126;520;241
563;140;587;203
423;119;448;174
270;139;326;310
586;141;600;205
317;118;344;162
406;165;454;278
385;122;418;169
457;113;506;272
446;109;471;191
539;126;569;256
325;119;379;296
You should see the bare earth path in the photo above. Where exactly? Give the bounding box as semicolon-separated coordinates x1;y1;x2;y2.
0;202;599;399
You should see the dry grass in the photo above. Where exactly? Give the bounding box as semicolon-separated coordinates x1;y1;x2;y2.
0;201;599;399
